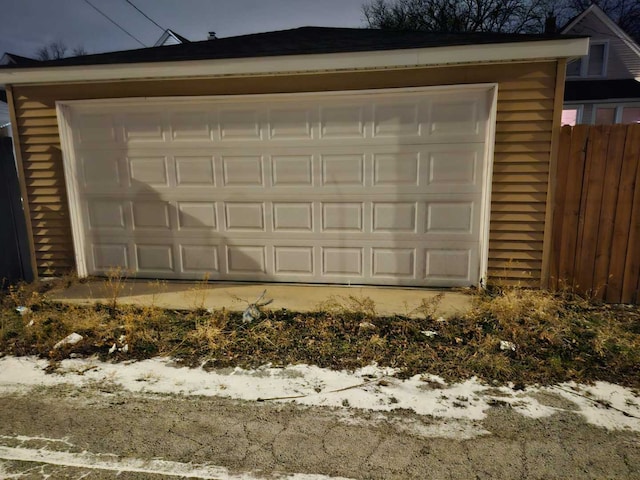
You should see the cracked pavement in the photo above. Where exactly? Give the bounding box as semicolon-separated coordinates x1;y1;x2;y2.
0;384;639;479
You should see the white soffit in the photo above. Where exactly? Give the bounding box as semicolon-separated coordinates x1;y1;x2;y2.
0;38;588;85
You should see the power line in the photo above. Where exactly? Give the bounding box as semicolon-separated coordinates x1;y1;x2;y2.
81;0;147;47
123;0;165;32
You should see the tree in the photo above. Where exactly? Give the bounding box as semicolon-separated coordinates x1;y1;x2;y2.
363;0;640;39
558;0;640;40
35;41;87;60
363;0;552;33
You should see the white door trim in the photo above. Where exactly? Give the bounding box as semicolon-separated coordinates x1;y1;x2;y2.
56;103;89;277
56;83;498;285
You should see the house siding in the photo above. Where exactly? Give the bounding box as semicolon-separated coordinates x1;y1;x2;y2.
11;60;559;286
568;12;637;80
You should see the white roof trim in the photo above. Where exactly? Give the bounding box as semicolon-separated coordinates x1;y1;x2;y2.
562;4;640;58
154;29;187;47
0;37;588;85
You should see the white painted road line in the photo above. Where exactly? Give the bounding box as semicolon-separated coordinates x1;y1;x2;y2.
0;445;355;480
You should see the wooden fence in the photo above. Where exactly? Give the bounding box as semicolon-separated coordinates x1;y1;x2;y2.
550;124;640;303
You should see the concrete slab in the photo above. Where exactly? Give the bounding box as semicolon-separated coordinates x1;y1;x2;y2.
49;280;474;318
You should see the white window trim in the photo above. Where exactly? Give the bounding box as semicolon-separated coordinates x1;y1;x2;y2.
590;102;640;124
562;104;583;125
567;40;609;79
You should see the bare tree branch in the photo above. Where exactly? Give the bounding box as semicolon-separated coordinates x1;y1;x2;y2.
362;0;639;39
35;41;88;60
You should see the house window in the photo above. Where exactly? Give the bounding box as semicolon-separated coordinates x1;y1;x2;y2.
561;107;581;126
591;105;640;124
566;58;582;77
566;41;608;78
621;107;640;124
595;107;616;124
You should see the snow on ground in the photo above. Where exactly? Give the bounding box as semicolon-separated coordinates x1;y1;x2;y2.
0;356;638;434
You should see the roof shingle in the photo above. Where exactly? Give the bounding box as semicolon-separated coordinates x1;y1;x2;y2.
0;27;581;69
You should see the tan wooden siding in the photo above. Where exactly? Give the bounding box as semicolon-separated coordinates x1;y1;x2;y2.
11;61;558;284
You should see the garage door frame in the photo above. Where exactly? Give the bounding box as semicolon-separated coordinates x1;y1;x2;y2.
56;83;498;286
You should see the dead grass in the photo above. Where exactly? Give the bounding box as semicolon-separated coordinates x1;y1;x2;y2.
1;280;639;388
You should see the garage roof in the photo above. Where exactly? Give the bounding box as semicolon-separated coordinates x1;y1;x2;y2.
0;26;589;84
2;27;583;68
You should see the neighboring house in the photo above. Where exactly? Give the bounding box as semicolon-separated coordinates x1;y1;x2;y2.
0;27;587;288
154;29;191;47
561;4;640;125
0;53;39;136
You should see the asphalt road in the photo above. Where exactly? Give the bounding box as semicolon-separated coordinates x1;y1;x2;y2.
0;383;639;479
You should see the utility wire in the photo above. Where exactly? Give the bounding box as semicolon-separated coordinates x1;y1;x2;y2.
81;0;147;47
123;0;165;32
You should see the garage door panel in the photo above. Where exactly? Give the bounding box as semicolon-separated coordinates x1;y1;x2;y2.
426;202;475;234
170;111;212;141
274;246;314;275
81;151;122;188
219;109;262;140
322;247;364;276
269;108;313;140
128;156;169;186
373;152;419;186
226;245;267;274
224;203;266;231
425;248;475;283
175;156;215;185
132;202;171;230
69;87;491;286
92;243;129;270
180;245;220;273
124;113;165;143
319;105;365;139
430;98;481;137
84;197;482;238
273;203;313;232
373;102;421;137
372;248;416;278
177;202;217;230
372;202;417;233
321;203;364;232
427;149;479;188
87;200;126;230
221;155;264;186
271;155;313;186
83;146;483;194
136;244;174;272
321;154;365;186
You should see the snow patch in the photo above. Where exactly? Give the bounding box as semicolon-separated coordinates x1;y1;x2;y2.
0;356;638;433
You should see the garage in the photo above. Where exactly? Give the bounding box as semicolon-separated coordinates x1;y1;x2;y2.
58;85;494;286
0;27;588;286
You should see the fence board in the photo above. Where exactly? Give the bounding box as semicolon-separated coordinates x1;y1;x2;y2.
557;126;589;285
576;126;610;293
550;126;572;289
606;130;640;302
552;124;640;303
593;126;626;300
621;127;640;303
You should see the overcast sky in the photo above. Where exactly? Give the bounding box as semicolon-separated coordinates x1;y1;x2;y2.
0;0;368;59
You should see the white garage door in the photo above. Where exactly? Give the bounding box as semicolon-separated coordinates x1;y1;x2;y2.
60;86;494;286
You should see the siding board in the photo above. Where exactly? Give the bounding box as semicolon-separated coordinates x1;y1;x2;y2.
12;61;558;283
